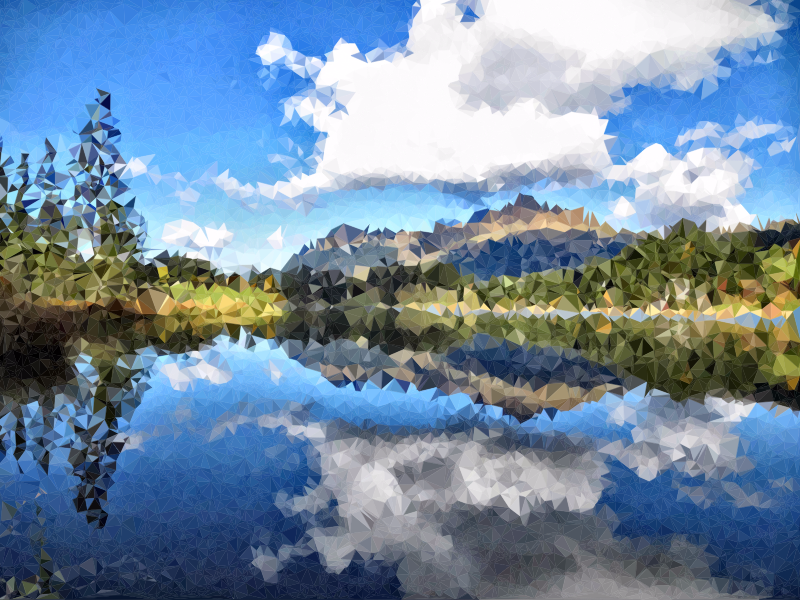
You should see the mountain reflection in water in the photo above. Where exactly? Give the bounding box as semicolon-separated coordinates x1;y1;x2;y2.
2;320;800;598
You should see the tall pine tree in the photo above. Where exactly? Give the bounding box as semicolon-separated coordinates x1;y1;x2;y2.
0;89;148;308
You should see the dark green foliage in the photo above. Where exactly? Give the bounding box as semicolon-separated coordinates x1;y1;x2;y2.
147;250;218;288
0;90;148;306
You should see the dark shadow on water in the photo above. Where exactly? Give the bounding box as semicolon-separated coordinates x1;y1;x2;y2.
0;309;230;531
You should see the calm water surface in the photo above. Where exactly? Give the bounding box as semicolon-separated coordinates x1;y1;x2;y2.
2;334;800;599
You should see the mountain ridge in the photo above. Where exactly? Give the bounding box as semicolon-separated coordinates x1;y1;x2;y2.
283;193;641;280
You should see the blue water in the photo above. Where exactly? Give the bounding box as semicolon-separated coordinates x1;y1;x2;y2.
2;336;800;598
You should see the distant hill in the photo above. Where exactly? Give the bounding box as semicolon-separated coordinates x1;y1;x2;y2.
282;193;641;280
268;194;800;335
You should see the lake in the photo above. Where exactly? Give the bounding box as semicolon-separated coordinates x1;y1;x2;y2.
2;328;800;600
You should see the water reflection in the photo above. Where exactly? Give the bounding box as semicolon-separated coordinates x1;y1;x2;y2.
275;305;800;420
281;334;635;418
0;304;796;527
0;336;800;598
3;320;800;598
0;312;232;531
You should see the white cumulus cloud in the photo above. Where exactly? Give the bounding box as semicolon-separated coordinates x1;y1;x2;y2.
616;115;798;230
161;219;235;251
158;350;233;392
121;154;156;178
676;116;795;151
608;143;757;230
224;0;786;217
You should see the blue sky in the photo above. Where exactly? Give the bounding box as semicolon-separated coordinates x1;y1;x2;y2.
1;0;799;271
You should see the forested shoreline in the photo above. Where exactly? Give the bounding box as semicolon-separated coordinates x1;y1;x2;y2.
3;91;800;412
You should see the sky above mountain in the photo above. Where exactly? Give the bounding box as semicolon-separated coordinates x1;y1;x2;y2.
1;0;799;272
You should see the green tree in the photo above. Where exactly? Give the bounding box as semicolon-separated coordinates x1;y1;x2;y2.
0;89;147;307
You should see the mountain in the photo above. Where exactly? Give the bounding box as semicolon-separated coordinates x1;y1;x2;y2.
282;193;640;280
